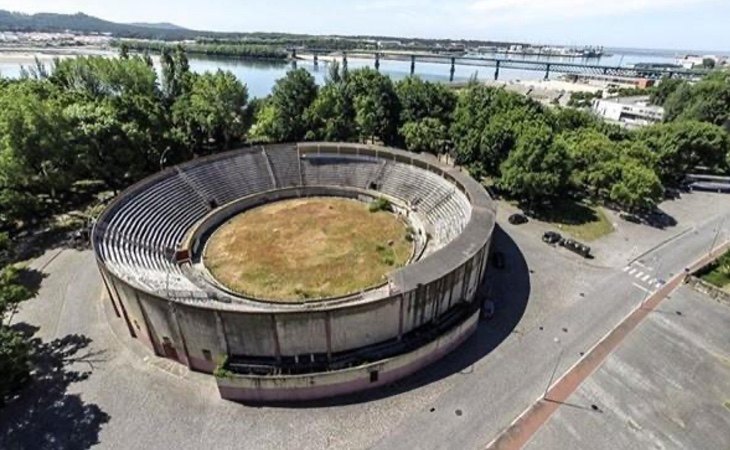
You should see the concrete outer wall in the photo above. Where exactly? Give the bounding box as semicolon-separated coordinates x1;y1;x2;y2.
93;143;495;390
100;241;490;373
217;310;480;402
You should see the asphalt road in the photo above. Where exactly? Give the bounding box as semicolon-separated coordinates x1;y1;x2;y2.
1;198;729;449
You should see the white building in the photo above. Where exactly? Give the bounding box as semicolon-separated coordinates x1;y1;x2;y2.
591;96;664;129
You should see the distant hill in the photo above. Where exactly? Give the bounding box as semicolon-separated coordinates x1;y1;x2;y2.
0;10;200;40
0;9;518;49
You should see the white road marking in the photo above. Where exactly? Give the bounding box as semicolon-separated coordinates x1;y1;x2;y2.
635;271;645;279
623;266;630;272
628;268;638;275
635;261;648;268
642;274;651;282
631;283;651;293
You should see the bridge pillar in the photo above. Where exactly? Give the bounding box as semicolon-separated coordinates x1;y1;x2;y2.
410;55;416;76
291;48;297;59
313;54;318;66
375;53;381;71
450;57;456;82
544;63;551;80
343;53;348;73
494;60;500;80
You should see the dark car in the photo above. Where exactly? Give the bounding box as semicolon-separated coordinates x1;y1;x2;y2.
491;251;506;269
542;231;562;244
620;212;642;224
508;213;529;225
561;238;592;258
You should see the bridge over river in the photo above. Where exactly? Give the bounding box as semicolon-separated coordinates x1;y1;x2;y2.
292;49;707;82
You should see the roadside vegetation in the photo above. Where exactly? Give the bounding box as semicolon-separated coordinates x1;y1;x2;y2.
699;250;730;290
0;47;729;398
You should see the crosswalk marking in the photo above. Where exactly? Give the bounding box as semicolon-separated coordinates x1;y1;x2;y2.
625;263;665;290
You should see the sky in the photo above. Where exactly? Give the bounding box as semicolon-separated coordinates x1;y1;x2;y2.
1;0;728;52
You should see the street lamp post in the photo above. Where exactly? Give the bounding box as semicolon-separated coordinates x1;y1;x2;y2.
543;337;563;400
709;217;726;257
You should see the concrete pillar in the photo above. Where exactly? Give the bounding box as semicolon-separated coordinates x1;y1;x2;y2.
544;63;551;80
270;314;282;362
410;55;416;75
313;53;318;66
291;48;296;59
214;311;229;355
325;312;332;360
450;57;456;82
342;53;348;72
494;60;500;80
375;52;380;71
169;304;191;368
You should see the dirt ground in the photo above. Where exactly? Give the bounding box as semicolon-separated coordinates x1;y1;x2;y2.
204;197;412;301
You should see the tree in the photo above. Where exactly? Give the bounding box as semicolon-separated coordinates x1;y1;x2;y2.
267;68;318;142
0;81;75;204
400;118;447;154
664;71;730;127
498;124;571;203
248;102;279;143
395;76;456;125
649;77;684;106
172;70;249;153
609;161;664;212
347;68;400;145
0;265;35;404
450;85;548;168
640;121;730;185
305;82;356;142
552;107;600;133
560;129;662;207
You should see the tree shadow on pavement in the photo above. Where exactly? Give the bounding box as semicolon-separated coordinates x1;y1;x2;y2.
0;324;110;450
257;225;531;407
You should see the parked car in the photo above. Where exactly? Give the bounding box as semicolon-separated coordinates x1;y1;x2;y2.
542;231;562;244
561;238;592;258
619;212;642;224
508;213;529;225
491;251;506;269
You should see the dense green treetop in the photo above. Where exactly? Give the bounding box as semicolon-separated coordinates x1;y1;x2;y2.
267;68;318;142
664;71;730;127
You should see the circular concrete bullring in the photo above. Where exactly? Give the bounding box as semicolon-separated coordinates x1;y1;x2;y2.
92;143;496;402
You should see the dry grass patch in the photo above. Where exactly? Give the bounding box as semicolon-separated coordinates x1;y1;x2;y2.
204;197;412;301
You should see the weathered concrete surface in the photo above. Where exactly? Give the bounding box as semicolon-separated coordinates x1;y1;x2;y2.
524;285;730;450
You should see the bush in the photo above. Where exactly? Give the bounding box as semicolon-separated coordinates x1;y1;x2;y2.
369;197;392;213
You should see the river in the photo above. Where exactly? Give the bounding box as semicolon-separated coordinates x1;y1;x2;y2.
0;47;698;99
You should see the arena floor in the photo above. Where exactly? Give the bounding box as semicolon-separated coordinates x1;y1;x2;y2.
203;197;413;300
